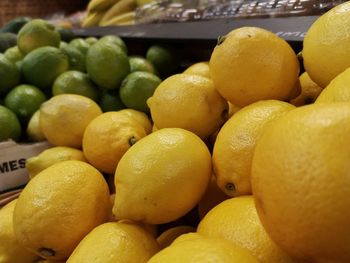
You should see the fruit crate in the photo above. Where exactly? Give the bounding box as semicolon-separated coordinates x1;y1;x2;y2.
0;0;87;26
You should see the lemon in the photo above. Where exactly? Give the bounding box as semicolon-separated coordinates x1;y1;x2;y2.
26;110;46;142
315;67;350;103
22;46;69;89
183;61;210;79
0;54;20;95
0;105;21;142
197;196;294;263
303;2;350;88
86;41;130;90
290;72;322;106
157;226;196;249
13;160;110;261
148;74;228;139
149;232;259;263
0;200;39;263
251;103;350;262
113;128;212;224
228;101;241;117
120;71;161;112
118;108;152;134
40;94;102;148
26;146;87;179
17;19;60;55
213;100;295;197
67;222;160;263
210;27;299;107
82;111;148;174
52;71;99;101
197;176;229;219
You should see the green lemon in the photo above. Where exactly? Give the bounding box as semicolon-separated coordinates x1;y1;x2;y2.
17;19;60;55
0;54;20;95
146;44;180;78
99;35;127;54
99;90;125;112
86;41;130;90
4;84;46;123
60;45;86;72
85;37;98;46
129;55;157;75
22;46;69;89
69;38;90;55
119;71;161;112
4;46;23;63
52;71;99;101
0;105;21;142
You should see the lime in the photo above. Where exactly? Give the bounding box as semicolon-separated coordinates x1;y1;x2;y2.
146;44;180;78
60;45;86;72
22;46;69;89
119;71;161;112
99;35;128;54
4;46;23;63
17;19;60;55
129;56;157;75
57;27;74;42
0;105;21;142
0;54;20;95
99;90;125;112
59;41;68;49
86;41;130;90
52;71;99;101
4;84;46;122
85;37;98;46
69;38;90;55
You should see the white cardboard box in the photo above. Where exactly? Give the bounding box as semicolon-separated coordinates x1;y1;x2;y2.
0;140;52;193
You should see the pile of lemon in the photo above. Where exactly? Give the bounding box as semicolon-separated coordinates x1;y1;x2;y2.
2;2;350;263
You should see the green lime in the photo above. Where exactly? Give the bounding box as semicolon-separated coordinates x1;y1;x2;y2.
98;35;127;54
57;27;75;42
60;45;86;72
4;84;46;122
146;44;180;78
0;54;20;95
26;110;46;142
59;41;68;49
0;33;17;53
69;38;90;55
0;105;21;142
4;46;23;63
85;37;98;46
22;46;69;89
99;90;125;112
119;71;161;112
86;41;130;90
17;19;60;55
129;55;158;75
52;71;99;101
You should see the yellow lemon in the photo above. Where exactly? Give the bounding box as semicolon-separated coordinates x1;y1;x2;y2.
251;103;350;262
213;100;295;197
113;128;212;224
210;27;299;107
197;196;294;263
13;160;110;261
228;102;241;117
26;146;87;179
118;108;152;134
147;74;228;139
183;61;211;78
40;94;102;148
316;67;350;103
290;72;322;106
26;110;46;142
303;2;350;88
0;200;39;263
157;226;196;249
149;232;259;263
67;222;160;263
82;111;147;174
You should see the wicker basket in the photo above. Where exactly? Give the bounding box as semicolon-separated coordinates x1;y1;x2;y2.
0;0;87;26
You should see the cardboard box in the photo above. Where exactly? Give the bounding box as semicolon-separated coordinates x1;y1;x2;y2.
0;140;52;193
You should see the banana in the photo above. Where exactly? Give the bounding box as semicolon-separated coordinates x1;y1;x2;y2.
87;0;121;12
101;11;135;26
99;0;137;26
82;11;106;28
